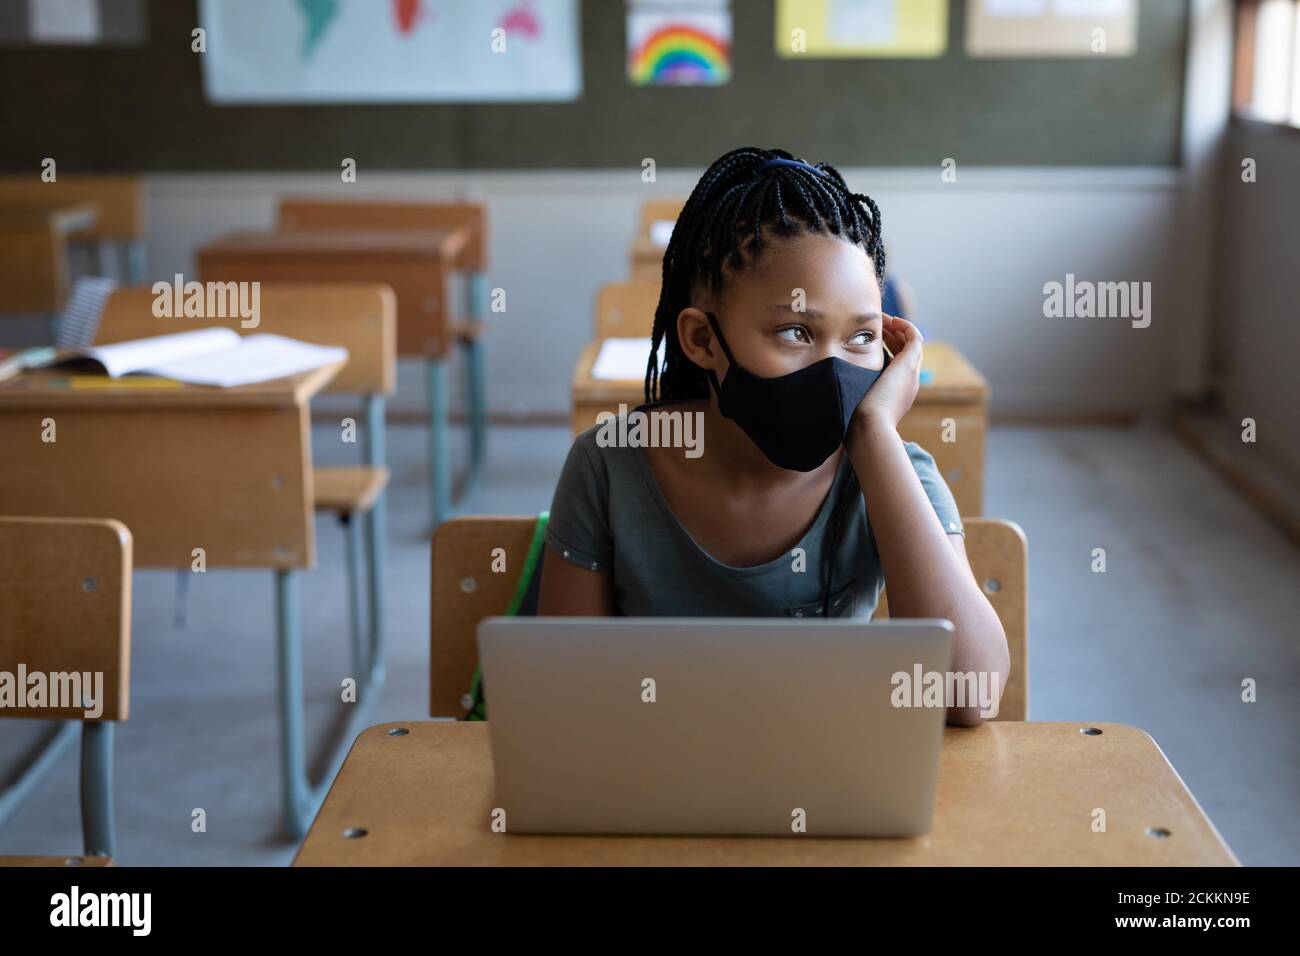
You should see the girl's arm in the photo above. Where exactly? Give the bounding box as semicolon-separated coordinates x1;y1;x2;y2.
846;316;1009;726
538;555;616;616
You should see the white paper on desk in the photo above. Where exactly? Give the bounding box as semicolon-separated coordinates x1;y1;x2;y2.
592;337;664;381
76;328;346;387
83;328;242;378
141;334;347;388
649;219;676;247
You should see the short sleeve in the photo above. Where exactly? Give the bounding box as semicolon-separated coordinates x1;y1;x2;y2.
904;441;965;537
545;434;615;572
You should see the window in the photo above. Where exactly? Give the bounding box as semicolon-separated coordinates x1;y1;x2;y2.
1234;0;1300;126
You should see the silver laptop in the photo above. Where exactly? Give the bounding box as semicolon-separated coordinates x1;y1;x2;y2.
477;617;954;838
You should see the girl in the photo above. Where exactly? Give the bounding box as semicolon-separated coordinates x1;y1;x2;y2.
538;147;1008;726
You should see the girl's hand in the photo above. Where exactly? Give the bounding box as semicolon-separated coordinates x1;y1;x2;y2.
851;314;923;433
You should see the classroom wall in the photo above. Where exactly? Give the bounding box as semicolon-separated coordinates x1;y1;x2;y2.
1213;124;1300;479
0;0;1189;170
136;166;1183;418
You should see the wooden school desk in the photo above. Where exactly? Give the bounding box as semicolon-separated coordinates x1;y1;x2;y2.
0;201;99;322
198;227;481;526
293;721;1238;866
0;362;372;840
570;339;991;515
0;175;145;282
631;199;683;280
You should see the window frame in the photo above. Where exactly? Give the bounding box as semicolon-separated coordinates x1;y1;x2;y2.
1232;0;1300;132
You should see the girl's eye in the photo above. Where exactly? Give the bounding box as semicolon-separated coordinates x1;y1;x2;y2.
776;326;811;343
848;331;875;346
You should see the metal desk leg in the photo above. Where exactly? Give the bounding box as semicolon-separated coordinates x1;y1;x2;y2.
466;271;488;489
364;393;388;683
273;564;386;841
80;722;115;858
365;501;387;685
127;240;146;284
426;358;451;526
274;568;314;840
364;393;387;472
96;241;115;280
342;513;366;681
464;338;487;493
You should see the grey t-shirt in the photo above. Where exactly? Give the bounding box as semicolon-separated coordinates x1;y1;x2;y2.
545;421;964;619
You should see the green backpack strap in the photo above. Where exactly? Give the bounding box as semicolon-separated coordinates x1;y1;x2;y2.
461;511;549;721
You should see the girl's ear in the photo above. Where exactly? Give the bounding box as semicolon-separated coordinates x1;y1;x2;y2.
676;307;725;374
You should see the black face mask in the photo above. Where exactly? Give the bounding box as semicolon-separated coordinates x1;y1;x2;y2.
704;310;887;472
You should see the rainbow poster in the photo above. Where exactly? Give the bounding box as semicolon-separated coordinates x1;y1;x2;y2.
627;0;731;87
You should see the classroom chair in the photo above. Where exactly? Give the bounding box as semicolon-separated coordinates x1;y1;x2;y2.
595;280;660;339
92;284;397;686
0;175;146;282
0;516;132;863
429;516;1028;722
275;198;489;524
630;198;920;323
0;205;88;343
637;198;685;240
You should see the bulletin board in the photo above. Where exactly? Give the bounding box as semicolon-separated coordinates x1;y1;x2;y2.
0;0;1188;170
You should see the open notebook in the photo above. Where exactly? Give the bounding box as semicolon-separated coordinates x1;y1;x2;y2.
46;328;347;388
591;337;664;381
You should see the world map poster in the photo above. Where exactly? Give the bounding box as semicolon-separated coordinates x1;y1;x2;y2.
199;0;581;103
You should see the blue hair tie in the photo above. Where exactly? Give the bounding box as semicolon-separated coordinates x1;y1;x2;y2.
757;157;826;176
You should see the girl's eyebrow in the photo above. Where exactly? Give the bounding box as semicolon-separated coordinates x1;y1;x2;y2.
767;304;882;322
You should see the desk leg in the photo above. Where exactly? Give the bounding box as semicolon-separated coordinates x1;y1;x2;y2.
80;722;114;858
274;569;314;840
342;514;366;681
364;393;387;471
96;241;115;280
426;358;451;527
466;271;488;490
127;240;146;284
273;565;385;842
0;721;79;829
463;338;487;495
364;393;387;682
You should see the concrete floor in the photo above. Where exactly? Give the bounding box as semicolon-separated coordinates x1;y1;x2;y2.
1;418;1297;865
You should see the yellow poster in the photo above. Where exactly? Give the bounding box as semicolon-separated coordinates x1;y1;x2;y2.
775;0;947;58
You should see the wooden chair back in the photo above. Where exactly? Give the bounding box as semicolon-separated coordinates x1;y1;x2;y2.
431;516;1028;721
0;517;132;721
95;283;396;395
0;175;144;242
595;280;660;338
637;199;684;240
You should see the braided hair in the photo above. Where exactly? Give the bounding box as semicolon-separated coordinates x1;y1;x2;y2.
644;147;889;619
645;146;886;404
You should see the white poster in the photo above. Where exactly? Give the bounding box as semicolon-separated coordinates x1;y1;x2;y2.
199;0;582;104
981;0;1047;15
828;0;897;45
29;0;100;41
